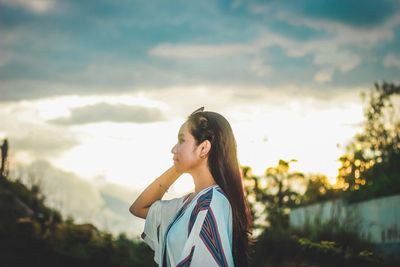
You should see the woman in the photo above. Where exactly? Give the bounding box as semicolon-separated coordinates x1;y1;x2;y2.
130;107;252;267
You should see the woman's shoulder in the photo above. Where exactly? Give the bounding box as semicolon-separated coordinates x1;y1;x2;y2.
209;187;232;223
213;186;228;199
211;186;231;210
185;186;232;227
187;185;231;211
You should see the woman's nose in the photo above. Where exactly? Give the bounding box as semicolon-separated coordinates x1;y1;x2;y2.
171;144;177;154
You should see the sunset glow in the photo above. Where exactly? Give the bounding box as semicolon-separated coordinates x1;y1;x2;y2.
1;0;399;237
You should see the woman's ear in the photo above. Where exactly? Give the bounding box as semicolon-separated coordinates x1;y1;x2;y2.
199;140;211;158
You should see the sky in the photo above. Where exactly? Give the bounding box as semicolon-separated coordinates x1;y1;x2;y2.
1;0;400;216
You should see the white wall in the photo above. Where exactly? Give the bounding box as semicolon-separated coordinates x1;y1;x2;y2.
290;194;400;244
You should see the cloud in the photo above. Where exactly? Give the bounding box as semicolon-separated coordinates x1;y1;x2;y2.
248;3;270;15
149;43;252;59
0;0;56;13
11;132;79;158
148;10;400;87
276;0;399;27
313;48;360;72
0;53;9;66
1;0;399;103
49;103;166;125
273;11;400;60
250;58;272;77
268;13;400;80
279;12;400;48
0;106;80;158
314;68;334;83
384;53;400;68
142;84;364;117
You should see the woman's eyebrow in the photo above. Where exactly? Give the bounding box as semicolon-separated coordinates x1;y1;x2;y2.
178;133;184;138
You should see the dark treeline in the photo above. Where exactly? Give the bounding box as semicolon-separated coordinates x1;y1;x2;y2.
0;172;154;267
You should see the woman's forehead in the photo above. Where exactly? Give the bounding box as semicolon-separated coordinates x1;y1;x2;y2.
178;122;190;136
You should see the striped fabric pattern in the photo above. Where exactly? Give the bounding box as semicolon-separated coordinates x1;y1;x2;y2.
142;185;234;267
200;208;228;267
176;246;195;267
188;188;213;235
186;187;229;267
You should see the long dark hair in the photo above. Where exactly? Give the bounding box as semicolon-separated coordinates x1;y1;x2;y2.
187;109;253;267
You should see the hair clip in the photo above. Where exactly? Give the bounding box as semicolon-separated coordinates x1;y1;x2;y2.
190;106;204;116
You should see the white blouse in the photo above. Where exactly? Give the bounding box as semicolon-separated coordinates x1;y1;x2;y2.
141;184;234;267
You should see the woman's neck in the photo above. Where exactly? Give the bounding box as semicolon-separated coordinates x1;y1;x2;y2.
191;167;217;195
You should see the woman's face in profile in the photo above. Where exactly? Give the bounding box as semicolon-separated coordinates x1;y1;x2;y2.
171;122;200;173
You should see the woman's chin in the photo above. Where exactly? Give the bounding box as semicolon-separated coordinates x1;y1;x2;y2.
173;162;180;171
174;164;187;174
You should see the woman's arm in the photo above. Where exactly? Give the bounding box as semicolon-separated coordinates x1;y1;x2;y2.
129;165;182;219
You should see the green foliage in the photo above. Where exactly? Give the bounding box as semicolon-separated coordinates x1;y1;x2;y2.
243;160;305;230
295;219;371;254
250;227;299;265
298;174;341;207
345;172;400;203
249;224;384;267
297;238;341;259
244;82;400;267
0;176;155;267
338;82;400;203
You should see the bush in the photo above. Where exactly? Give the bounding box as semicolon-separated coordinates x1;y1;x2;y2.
0;176;155;267
249;222;385;267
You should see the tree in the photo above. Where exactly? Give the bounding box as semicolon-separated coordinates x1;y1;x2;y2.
300;174;340;206
243;159;305;230
1;138;9;178
337;82;400;201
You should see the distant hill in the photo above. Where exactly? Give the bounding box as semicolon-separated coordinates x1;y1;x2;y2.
13;160;145;238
